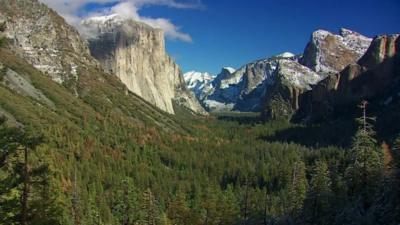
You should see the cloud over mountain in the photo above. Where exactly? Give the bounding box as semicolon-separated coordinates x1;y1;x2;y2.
39;0;203;42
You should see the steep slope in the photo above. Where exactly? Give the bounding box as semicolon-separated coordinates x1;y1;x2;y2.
201;53;298;112
295;34;400;122
0;0;96;89
187;29;371;115
260;28;372;120
0;0;193;132
300;28;372;75
183;71;215;100
81;15;206;115
263;59;322;120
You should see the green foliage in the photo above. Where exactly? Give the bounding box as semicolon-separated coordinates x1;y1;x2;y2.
0;49;398;225
0;38;5;48
287;161;308;218
0;64;6;81
345;123;382;208
112;178;140;225
0;22;6;32
141;188;159;225
0;119;65;225
304;160;332;225
166;192;191;225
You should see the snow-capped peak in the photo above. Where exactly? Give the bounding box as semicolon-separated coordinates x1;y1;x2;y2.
339;28;372;56
80;14;126;37
339;28;364;38
312;29;332;39
305;28;372;74
184;71;214;85
276;52;295;58
184;71;215;99
82;14;123;26
223;67;236;74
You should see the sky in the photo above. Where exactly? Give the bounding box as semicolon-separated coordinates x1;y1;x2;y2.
41;0;400;75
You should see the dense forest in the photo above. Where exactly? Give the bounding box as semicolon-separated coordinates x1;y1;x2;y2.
0;6;399;224
1;99;399;224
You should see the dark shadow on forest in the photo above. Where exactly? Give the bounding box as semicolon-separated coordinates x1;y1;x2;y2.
214;112;262;125
259;118;358;148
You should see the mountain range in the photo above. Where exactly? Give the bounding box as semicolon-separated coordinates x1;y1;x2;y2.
184;28;375;117
0;1;399;224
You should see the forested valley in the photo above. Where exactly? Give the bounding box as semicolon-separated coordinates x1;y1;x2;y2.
0;1;399;224
1;103;399;225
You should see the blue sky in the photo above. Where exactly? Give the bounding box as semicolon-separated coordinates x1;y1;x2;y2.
42;0;400;75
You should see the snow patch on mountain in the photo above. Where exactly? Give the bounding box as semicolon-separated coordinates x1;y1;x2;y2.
302;28;372;74
83;14;121;24
277;52;296;58
183;71;215;100
183;29;372;113
223;67;236;74
339;28;372;56
277;59;324;90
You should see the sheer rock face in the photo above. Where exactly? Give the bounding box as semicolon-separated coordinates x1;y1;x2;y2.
262;59;322;120
201;54;301;112
185;29;372;115
0;0;96;85
295;34;400;122
183;71;215;100
261;29;372;121
82;16;206;115
300;28;372;75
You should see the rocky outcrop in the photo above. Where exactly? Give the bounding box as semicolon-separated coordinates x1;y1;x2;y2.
200;53;299;112
1;67;55;108
185;29;372;115
263;59;322;120
184;71;214;100
300;28;371;75
295;34;400;122
0;0;96;86
82;15;206;114
261;29;372;120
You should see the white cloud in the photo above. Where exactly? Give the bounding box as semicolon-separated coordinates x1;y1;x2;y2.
39;0;202;42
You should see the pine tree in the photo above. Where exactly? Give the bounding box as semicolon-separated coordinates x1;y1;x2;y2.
239;176;253;225
0;119;63;225
0;118;22;224
305;160;332;225
200;187;218;225
287;161;308;218
166;191;190;225
345;101;382;209
373;134;400;224
113;178;139;225
141;188;159;225
217;185;239;225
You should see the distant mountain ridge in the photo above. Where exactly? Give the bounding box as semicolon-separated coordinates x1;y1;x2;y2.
295;34;400;122
185;28;372;115
183;71;215;100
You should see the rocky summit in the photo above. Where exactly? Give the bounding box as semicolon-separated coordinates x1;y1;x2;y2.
300;28;372;75
0;1;399;225
183;71;215;101
197;53;301;112
0;0;97;88
295;34;400;122
82;15;206;115
184;28;373;118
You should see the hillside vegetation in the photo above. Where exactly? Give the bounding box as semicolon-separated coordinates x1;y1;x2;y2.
1;47;399;225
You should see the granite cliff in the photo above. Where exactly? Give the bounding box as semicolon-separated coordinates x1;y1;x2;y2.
0;0;97;91
82;15;206;115
295;34;400;122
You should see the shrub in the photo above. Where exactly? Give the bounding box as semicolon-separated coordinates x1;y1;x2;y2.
0;38;5;48
0;22;6;32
